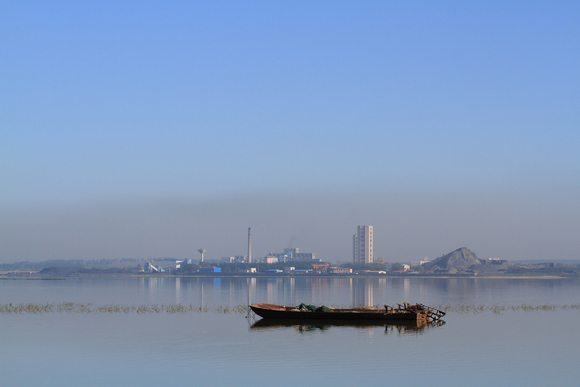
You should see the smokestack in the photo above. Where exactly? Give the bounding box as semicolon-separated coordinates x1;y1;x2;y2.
248;227;252;263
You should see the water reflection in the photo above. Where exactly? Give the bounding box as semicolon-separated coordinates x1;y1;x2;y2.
352;278;374;307
251;277;477;309
6;276;575;313
2;278;578;386
250;318;445;335
247;277;256;305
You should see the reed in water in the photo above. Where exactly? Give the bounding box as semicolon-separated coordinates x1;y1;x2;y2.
0;302;250;315
1;302;578;315
434;303;580;314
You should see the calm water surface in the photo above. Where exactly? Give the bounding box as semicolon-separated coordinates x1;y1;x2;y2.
1;277;579;386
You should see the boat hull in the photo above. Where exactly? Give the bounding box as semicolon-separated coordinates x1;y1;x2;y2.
250;303;427;322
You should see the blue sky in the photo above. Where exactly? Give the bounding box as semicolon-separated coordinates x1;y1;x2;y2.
2;1;579;263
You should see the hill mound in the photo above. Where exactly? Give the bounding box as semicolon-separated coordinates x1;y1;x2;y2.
423;247;482;273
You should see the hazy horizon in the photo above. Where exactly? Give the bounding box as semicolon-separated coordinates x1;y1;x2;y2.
2;2;579;264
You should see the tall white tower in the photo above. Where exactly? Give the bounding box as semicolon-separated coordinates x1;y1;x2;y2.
353;225;373;264
198;248;206;263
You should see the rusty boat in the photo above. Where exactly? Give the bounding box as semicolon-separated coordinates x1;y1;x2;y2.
249;302;445;324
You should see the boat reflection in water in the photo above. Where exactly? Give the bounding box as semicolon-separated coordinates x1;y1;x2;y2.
250;318;445;335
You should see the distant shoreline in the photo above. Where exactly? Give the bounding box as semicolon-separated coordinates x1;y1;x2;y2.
1;273;575;280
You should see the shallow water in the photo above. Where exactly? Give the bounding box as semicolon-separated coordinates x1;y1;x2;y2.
1;277;579;386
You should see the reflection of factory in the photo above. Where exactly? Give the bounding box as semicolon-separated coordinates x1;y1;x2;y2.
145;259;184;273
265;248;320;263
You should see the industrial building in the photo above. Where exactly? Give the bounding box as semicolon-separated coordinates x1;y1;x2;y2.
222;256;248;263
264;256;279;264
266;248;319;262
145;260;184;273
330;267;353;274
199;266;222;273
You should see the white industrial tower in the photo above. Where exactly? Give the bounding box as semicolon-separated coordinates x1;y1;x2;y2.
198;248;206;263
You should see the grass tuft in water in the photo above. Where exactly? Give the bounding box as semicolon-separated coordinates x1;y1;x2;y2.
0;303;251;315
434;303;580;314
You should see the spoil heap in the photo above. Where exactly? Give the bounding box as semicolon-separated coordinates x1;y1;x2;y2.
423;247;513;275
423;247;482;274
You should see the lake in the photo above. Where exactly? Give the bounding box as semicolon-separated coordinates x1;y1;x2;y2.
1;276;579;386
